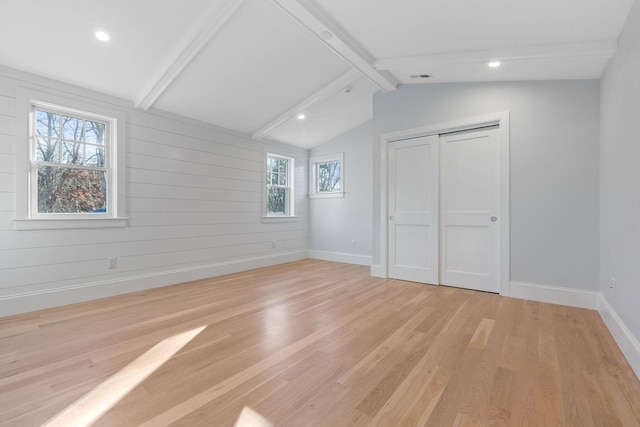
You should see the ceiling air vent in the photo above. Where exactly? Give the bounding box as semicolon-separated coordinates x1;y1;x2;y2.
410;74;431;79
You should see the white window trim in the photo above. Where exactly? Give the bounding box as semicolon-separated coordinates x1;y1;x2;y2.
263;152;296;222
309;152;344;198
14;87;127;230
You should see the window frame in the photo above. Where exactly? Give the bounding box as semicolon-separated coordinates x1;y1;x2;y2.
263;152;296;222
15;87;127;230
309;153;344;199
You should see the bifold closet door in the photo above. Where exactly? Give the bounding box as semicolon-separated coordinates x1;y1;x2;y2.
388;135;439;284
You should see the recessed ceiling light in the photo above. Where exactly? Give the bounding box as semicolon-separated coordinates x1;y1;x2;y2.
488;61;501;68
95;31;110;42
297;114;305;120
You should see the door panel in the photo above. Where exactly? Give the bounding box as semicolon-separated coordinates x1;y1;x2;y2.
444;225;490;275
395;146;433;212
388;136;439;284
443;137;491;213
440;129;500;292
395;224;432;269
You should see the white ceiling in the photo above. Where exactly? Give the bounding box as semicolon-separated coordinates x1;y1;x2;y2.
0;0;634;148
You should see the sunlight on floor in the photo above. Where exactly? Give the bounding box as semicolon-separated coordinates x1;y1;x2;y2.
234;406;274;427
41;326;207;427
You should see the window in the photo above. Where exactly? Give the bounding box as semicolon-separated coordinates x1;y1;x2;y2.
309;153;344;198
15;88;126;229
32;105;110;214
265;153;295;218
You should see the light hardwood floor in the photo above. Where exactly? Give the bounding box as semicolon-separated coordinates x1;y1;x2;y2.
1;260;639;426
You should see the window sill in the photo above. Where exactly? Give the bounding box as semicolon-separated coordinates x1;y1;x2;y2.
309;192;345;199
262;216;298;223
14;217;128;230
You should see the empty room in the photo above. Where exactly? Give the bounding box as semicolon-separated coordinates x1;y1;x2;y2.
1;0;640;426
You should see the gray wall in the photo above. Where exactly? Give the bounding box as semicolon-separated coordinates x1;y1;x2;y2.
372;80;600;290
600;0;640;339
310;121;372;257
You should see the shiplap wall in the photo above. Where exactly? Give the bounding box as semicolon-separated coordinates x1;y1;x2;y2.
0;66;309;316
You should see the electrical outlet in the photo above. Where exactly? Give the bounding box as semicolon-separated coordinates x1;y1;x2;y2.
609;276;616;292
108;257;117;269
271;241;276;249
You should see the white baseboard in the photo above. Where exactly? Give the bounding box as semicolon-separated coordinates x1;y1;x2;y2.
597;295;640;380
0;250;308;317
509;281;598;309
308;250;371;266
370;263;386;278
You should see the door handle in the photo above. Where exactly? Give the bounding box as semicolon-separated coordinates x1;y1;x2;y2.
389;216;395;221
491;216;497;222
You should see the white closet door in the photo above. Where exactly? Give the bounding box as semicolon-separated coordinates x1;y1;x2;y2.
388;135;439;284
440;128;500;292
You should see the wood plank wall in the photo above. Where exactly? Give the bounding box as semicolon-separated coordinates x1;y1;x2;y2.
0;66;310;315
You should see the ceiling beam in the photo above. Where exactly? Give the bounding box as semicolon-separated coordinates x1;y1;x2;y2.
270;0;397;92
374;40;618;70
135;0;246;110
252;69;362;141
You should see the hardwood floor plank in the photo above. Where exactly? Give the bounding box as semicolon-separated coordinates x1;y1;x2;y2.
489;366;516;415
336;304;434;385
508;300;540;426
366;301;474;425
138;293;391;425
553;304;596;427
452;412;481;427
42;326;206;427
356;291;470;417
0;260;639;426
535;303;565;427
468;318;496;349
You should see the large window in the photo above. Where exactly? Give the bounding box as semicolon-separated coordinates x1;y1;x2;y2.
266;153;295;217
15;88;126;230
309;153;344;198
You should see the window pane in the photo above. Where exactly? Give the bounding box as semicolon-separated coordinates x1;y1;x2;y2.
267;187;288;215
36;137;60;162
36;110;59;137
62;141;83;164
85;144;105;166
37;165;107;213
62;116;84;141
317;161;341;192
85;121;106;144
278;172;286;186
278;159;286;173
270;159;279;173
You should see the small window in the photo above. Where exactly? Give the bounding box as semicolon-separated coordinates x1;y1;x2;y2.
265;153;295;217
15;88;126;230
309;153;344;198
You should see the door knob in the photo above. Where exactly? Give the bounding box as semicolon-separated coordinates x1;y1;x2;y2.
491;216;497;222
389;216;395;221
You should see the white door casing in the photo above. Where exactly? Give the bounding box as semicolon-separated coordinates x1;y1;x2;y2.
388;135;439;284
439;128;501;293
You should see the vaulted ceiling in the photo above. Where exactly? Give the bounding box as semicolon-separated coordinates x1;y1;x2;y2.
0;0;633;148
